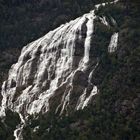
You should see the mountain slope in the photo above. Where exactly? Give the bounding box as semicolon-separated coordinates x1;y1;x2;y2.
0;0;140;140
0;0;113;96
0;1;117;117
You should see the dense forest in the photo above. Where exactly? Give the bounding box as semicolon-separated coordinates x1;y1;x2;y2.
0;0;114;50
0;0;140;140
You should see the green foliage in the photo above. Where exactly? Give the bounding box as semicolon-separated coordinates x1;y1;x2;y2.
0;109;20;140
0;0;109;50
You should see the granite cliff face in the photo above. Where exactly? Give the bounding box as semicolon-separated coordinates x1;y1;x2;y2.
1;0;140;139
0;2;118;119
0;2;119;139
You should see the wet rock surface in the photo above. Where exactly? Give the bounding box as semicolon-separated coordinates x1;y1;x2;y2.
0;2;118;120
